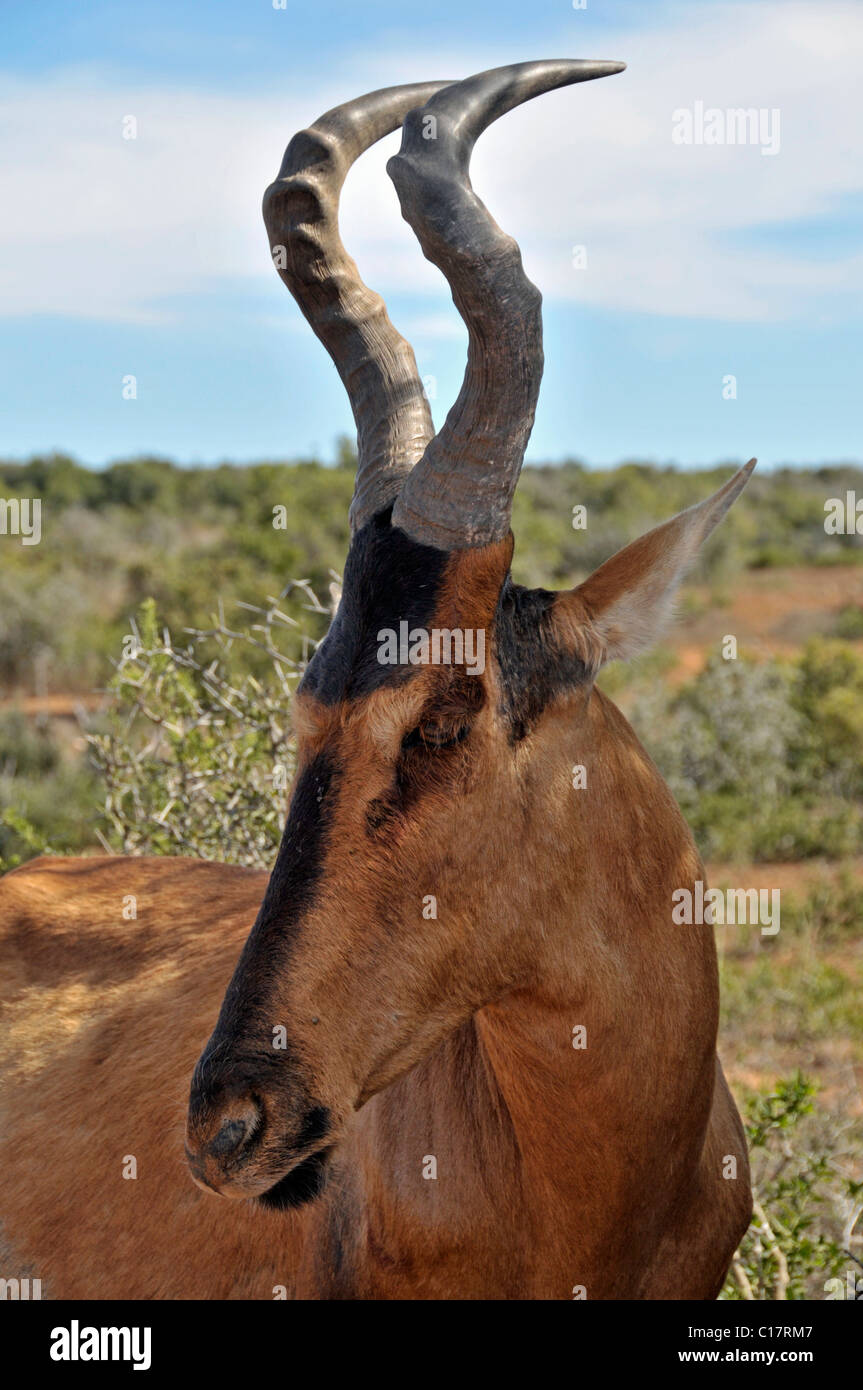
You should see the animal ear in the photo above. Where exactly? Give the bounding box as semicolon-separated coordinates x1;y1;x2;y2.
555;460;756;670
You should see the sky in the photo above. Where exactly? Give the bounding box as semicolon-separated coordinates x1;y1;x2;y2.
0;0;860;469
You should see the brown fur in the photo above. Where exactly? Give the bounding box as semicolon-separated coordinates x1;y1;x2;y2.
0;518;753;1299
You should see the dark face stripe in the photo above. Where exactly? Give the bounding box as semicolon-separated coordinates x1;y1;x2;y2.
194;751;340;1085
300;507;450;705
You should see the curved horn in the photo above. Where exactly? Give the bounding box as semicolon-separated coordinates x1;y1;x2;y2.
263;82;452;533
387;59;626;549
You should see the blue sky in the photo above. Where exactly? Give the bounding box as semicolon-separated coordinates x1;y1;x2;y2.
0;0;860;469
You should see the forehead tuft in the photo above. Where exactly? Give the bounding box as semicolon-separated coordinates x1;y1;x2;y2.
299;509;450;705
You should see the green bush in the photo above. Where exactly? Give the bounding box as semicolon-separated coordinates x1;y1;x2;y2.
86;589;331;866
722;1076;860;1301
0;711;99;870
1;454;861;698
631;647;863;862
834;604;863;640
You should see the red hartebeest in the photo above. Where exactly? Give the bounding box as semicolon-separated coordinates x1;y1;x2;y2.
0;61;753;1299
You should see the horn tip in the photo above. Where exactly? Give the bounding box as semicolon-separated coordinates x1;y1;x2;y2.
570;58;627;80
558;58;627;78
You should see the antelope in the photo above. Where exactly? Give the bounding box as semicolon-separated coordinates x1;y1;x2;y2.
0;59;753;1300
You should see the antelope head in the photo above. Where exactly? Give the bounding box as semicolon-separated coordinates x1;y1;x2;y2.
186;61;755;1207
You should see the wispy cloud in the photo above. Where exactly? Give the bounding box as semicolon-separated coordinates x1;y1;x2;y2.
1;2;860;326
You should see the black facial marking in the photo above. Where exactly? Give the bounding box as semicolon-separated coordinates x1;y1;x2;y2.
363;755;427;840
290;1103;331;1153
364;670;486;839
301;508;591;740
257;1146;333;1211
494;578;592;741
192;751;340;1091
300;507;449;704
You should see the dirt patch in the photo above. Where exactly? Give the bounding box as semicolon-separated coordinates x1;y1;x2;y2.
666;564;863;679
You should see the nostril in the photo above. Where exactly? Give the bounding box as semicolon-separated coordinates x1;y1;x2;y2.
192;1094;263;1163
209;1118;251;1157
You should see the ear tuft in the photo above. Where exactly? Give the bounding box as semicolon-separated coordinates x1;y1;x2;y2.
556;460;756;669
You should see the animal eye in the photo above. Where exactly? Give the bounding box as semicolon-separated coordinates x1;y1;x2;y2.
401;720;469;753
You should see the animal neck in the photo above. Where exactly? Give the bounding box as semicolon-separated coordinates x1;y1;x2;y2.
313;690;722;1296
475;692;721;1280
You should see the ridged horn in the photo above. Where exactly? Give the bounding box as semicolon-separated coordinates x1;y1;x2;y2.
387;59;626;549
263;82;453;533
